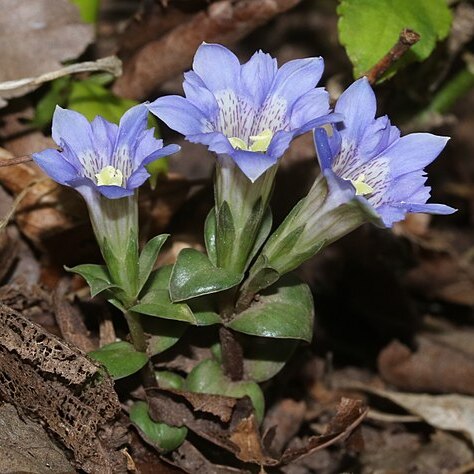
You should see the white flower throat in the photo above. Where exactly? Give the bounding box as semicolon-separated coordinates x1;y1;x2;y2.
96;165;124;187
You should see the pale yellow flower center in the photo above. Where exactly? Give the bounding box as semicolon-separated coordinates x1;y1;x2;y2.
351;174;374;196
228;129;273;153
95;165;124;186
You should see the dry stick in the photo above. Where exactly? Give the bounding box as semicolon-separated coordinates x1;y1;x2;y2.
114;0;302;100
365;28;420;84
0;155;32;167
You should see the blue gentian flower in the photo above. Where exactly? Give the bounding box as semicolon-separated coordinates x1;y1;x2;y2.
33;105;180;296
253;77;456;279
148;43;337;182
315;77;456;227
33;104;180;200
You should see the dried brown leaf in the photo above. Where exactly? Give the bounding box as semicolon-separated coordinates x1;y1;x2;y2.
0;0;93;101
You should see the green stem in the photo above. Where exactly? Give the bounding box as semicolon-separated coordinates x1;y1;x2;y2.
123;310;157;389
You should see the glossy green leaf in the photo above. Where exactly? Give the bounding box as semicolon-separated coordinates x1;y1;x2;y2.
187;295;220;326
169;248;243;302
66;263;118;297
242;336;299;383
89;341;148;380
338;0;452;79
185;359;265;423
130;266;197;324
138;234;169;293
204;208;217;266
129;401;187;453
141;315;188;356
228;274;314;342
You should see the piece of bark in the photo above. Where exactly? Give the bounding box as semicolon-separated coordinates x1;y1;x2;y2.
113;0;302;100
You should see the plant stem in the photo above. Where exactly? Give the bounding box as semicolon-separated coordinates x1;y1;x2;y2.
219;326;244;381
123;310;157;389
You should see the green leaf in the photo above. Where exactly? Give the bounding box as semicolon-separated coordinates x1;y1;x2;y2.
155;371;185;390
129;401;187;453
204;208;217;266
338;0;452;79
138;234;169;293
66;263;118;297
146;158;169;189
215;201;235;268
89;341;148;380
187;295;220;326
70;0;100;23
169;248;243;302
68;76;138;123
32;77;71;128
141;316;188;356
130;266;197;324
228;274;314;342
241;336;298;383
185;359;265;423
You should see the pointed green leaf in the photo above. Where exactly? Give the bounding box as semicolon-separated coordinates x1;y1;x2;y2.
138;234;169;293
89;341;148;380
204;208;217;266
187;295;220;326
129;401;187;453
130;266;197;324
66;263;118;297
228;274;314;342
141;316;188;356
245;207;272;268
169;248;243;302
215;201;235;268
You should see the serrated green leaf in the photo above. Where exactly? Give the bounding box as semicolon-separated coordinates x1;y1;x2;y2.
140;316;188;356
130;266;197;324
138;234;169;293
66;263;118;297
89;341;148;380
129;401;187;453
169;248;243;302
185;359;265;423
228;274;314;342
338;0;452;79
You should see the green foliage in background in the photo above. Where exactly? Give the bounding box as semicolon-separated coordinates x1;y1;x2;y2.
338;0;452;80
70;0;100;24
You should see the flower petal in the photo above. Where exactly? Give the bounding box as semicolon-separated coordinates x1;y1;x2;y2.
187;131;234;155
90;115;117;158
192;43;241;93
230;149;278;182
33;148;79;185
141;143;181;166
289;88;330;129
400;202;457;215
126;167;150;190
383;133;449;176
269;57;324;106
335;77;376;145
241;50;277;106
183;71;218;118
97;184;134;199
52;106;93;156
116;103;149;152
148;95;211;135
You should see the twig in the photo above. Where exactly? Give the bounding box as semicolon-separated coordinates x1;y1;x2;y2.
365;28;420;84
0;155;32;167
113;0;302;100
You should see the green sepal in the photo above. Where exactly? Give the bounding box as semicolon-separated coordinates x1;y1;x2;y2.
228;274;314;342
185;359;265;423
129;401;187;453
204;208;217;266
88;341;148;380
245;206;272;269
169;248;243;303
215;201;235;268
130;266;197;324
138;234;169;294
141;316;188;356
66;264;119;298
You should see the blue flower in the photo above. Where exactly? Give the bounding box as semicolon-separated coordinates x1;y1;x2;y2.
33;104;180;200
148;43;338;182
315;77;456;227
